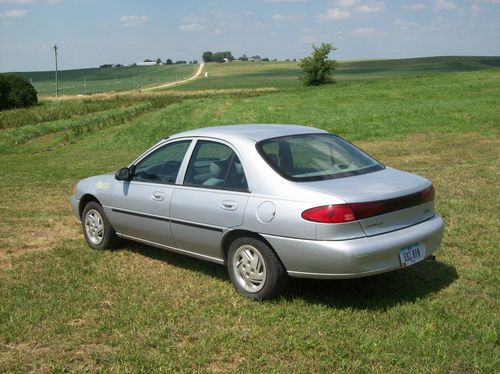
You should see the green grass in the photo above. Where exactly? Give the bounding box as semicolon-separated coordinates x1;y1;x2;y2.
0;68;499;372
174;56;500;91
16;64;197;96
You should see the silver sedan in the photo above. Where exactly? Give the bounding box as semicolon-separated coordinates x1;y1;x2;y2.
71;125;444;300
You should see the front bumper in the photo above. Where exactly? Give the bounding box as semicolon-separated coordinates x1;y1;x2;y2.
70;195;80;221
263;215;444;279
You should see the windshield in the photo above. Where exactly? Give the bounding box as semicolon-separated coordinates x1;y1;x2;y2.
257;133;384;182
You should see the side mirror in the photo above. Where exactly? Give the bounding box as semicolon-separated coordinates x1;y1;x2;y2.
115;167;133;181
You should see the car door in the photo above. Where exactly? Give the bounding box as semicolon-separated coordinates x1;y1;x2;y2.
110;139;192;246
170;139;250;261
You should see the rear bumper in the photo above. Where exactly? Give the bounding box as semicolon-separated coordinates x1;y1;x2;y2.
263;215;444;279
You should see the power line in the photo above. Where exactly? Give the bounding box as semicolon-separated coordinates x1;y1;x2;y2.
54;44;58;97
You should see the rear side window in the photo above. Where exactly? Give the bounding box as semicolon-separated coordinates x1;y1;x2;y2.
257;134;384;182
184;141;248;192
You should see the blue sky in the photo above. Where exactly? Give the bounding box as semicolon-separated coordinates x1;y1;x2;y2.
0;0;499;72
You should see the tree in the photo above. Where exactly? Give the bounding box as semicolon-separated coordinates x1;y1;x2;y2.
299;43;337;86
165;58;173;65
202;51;213;63
156;57;162;64
0;74;38;110
239;54;248;61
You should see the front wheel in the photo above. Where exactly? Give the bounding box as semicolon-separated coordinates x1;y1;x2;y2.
228;237;288;300
81;201;118;250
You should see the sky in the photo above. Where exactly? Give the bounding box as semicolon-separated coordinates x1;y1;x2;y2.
0;0;499;72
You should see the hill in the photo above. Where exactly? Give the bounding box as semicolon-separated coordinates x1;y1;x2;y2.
16;64;197;96
174;55;500;91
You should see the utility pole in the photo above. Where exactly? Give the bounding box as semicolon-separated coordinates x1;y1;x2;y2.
53;44;59;97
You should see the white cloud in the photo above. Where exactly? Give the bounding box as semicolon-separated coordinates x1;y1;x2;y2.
351;27;376;37
254;21;265;29
0;0;35;3
435;0;457;10
120;15;148;27
355;3;385;13
0;8;27;17
317;8;351;21
395;17;416;29
265;0;308;3
469;0;500;3
403;3;426;11
335;0;358;6
272;13;297;21
179;15;205;32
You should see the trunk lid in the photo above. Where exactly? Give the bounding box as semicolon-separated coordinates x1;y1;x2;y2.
301;167;435;237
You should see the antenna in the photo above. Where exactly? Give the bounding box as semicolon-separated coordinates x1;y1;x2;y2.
53;44;59;97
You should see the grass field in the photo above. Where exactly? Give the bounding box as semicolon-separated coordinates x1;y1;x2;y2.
12;56;500;97
174;56;500;91
0;65;499;372
16;64;197;96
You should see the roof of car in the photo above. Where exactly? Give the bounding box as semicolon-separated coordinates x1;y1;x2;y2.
168;124;327;142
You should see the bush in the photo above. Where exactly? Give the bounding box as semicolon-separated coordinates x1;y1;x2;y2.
0;74;38;110
299;43;337;86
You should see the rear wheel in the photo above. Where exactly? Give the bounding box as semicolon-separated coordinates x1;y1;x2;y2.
228;237;288;300
82;201;118;250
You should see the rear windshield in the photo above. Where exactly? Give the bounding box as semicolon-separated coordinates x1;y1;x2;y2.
257;133;384;182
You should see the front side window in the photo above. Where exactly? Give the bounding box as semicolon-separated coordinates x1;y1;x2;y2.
184;141;248;191
257;134;384;182
133;140;191;184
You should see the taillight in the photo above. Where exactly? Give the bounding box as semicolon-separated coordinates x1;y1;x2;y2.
302;185;435;224
420;185;435;203
301;204;356;223
350;202;385;220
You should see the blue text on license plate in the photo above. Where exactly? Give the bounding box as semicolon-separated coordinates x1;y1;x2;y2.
399;243;425;268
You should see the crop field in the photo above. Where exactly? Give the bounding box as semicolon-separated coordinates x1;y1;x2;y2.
174;56;500;91
0;65;499;372
16;64;197;96
13;56;500;97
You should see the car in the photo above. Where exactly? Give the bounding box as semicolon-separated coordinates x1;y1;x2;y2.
71;124;444;300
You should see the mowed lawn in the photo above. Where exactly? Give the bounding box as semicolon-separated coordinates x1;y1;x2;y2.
0;68;499;372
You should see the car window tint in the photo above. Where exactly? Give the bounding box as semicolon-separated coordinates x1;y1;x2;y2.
133;140;191;184
185;141;248;191
257;134;384;182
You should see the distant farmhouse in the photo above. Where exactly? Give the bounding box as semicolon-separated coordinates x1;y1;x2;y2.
250;55;261;62
137;61;157;66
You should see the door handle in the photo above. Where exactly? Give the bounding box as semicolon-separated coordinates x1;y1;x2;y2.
221;200;238;211
152;191;166;201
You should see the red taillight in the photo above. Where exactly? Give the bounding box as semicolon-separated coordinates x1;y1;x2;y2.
420;185;435;203
302;185;435;224
350;202;385;220
301;204;356;223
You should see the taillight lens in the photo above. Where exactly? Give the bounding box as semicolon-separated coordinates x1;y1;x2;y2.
302;185;435;224
301;204;356;223
420;185;435;203
350;202;385;220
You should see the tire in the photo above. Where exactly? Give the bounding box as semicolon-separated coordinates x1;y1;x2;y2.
81;201;118;250
227;237;288;300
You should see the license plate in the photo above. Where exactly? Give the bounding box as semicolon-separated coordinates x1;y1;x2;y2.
399;243;425;268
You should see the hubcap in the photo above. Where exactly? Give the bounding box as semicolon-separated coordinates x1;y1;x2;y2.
232;245;266;293
85;209;104;245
